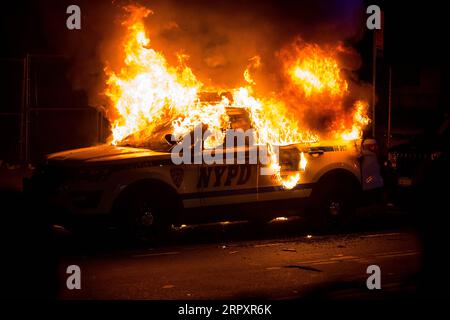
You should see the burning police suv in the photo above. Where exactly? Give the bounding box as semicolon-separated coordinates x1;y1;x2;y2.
26;105;383;238
25;6;384;238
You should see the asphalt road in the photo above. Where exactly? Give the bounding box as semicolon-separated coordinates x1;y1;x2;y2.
1;185;436;300
57;218;421;300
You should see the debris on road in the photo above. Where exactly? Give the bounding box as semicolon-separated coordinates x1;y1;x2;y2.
284;265;322;272
162;285;175;289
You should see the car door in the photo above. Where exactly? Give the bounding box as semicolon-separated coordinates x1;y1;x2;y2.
256;144;313;209
200;143;258;208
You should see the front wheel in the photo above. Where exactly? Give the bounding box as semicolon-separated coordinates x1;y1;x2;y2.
114;187;174;242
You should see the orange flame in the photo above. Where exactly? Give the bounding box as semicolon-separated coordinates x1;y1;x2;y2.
284;41;348;98
104;5;370;189
340;100;371;141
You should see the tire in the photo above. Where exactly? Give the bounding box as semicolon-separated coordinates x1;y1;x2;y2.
114;185;176;242
310;174;359;231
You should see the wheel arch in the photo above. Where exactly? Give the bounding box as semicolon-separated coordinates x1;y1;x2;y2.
112;178;183;218
312;168;362;197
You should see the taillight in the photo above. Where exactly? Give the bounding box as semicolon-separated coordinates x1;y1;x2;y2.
362;139;379;155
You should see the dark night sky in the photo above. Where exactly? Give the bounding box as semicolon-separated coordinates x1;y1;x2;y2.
1;0;367;95
2;0;449;92
1;1;449;119
2;0;366;55
2;0;449;106
2;1;449;59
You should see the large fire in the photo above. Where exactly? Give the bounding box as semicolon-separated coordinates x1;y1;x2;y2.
105;5;370;189
286;43;348;97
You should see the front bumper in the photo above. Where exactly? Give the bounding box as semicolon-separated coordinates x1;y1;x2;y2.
23;177;111;230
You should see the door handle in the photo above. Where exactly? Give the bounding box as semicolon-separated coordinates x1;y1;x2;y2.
308;150;324;156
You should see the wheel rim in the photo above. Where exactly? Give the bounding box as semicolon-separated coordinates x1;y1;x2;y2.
138;202;154;227
329;201;341;216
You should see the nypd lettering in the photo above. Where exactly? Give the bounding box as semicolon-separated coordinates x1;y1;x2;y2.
197;165;252;188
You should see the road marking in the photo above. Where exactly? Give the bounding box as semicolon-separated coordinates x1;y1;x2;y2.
132;251;180;258
373;250;416;256
266;266;282;270
360;232;402;238
294;255;358;265
374;251;419;259
292;251;420;266
329;255;358;260
253;243;281;248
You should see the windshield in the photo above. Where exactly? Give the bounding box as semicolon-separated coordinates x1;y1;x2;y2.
118;106;253;152
117;122;174;152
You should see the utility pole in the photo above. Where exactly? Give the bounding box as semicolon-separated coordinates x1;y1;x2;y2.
24;54;30;163
20;54;30;163
372;33;377;138
387;66;392;149
372;9;384;139
19;57;26;163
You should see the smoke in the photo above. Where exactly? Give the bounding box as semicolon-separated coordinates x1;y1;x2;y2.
134;0;367;89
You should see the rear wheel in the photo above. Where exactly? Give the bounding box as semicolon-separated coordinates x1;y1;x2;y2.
310;175;359;231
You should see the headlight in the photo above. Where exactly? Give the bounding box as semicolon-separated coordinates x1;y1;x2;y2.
78;167;111;180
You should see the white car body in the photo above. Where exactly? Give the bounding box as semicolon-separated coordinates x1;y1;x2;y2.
28;135;383;225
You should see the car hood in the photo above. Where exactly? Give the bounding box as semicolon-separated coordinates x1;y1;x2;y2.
46;144;171;164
